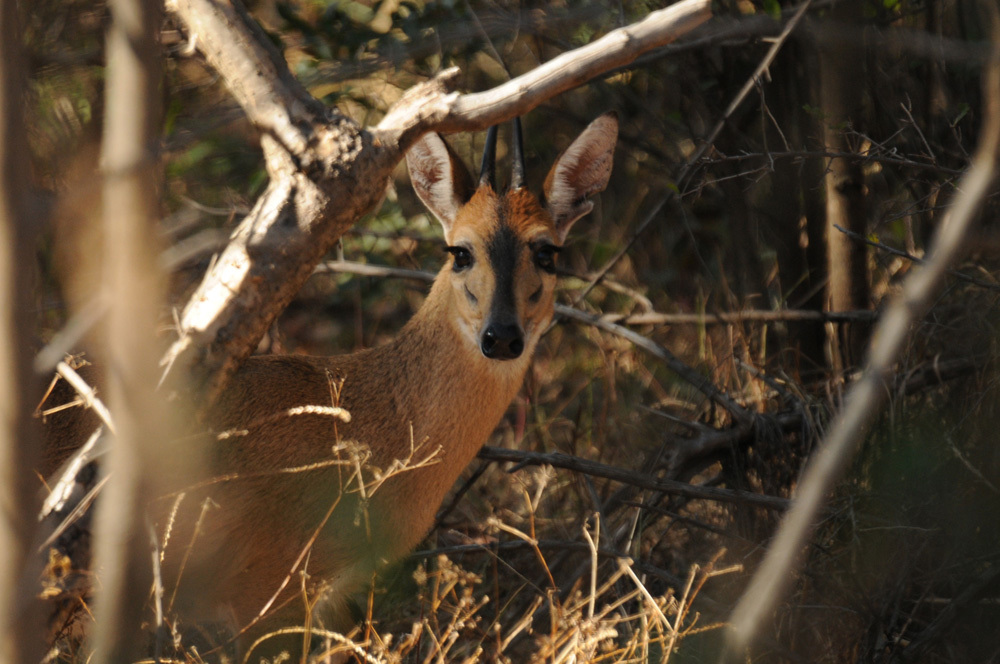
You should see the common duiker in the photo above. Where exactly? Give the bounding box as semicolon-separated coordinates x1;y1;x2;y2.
42;113;618;659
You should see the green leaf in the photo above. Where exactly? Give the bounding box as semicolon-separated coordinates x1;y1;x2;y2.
951;103;970;128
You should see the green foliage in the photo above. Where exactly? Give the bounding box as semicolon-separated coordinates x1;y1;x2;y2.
762;0;782;19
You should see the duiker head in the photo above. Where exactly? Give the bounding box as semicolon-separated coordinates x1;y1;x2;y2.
406;113;618;363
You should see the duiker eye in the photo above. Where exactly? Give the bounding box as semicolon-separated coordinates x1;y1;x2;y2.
446;246;473;271
533;244;560;273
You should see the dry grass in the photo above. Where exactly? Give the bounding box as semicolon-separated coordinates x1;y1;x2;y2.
38;228;1000;664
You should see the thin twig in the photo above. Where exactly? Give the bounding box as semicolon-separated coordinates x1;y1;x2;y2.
573;0;815;302
53;361;116;435
477;446;789;511
833;224;1000;292
314;260;434;283
555;305;752;422
604;308;876;325
318;258;873;324
318;259;874;324
700;148;963;174
683;0;815;190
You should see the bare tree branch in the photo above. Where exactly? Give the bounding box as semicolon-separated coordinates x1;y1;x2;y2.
0;0;45;659
378;0;713;138
833;223;1000;293
724;18;1000;657
555;305;753;422
160;0;711;408
319;258;877;324
164;0;342;164
477;446;790;512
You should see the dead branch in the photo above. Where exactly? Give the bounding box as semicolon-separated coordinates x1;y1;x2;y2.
725;18;1000;657
600;309;876;325
317;258;876;324
382;0;713;137
684;0;814;186
50;361;116;434
160;0;711;409
314;260;435;283
834;223;1000;293
705;148;965;174
555;305;752;422
477;446;790;512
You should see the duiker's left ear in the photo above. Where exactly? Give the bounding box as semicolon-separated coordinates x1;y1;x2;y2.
543;112;618;242
406;132;476;237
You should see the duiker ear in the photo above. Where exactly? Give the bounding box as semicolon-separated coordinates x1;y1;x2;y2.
406;132;476;235
543;112;618;242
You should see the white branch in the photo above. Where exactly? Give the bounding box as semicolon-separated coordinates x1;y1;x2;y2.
377;0;712;141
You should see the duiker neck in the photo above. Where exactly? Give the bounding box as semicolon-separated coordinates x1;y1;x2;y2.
384;268;529;453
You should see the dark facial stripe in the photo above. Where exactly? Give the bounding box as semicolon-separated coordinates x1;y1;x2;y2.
486;214;521;325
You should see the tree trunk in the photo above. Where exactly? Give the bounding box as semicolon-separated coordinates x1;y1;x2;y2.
763;40;827;369
819;0;870;369
0;0;45;660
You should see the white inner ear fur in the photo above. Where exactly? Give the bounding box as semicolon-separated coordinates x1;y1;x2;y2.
406;133;463;233
545;114;618;241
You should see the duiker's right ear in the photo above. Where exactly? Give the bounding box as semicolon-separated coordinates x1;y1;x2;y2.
406;133;476;235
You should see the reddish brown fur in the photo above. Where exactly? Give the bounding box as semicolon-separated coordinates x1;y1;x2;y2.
156;186;563;648
41;114;618;656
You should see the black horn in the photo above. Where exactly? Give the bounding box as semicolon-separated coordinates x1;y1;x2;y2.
479;125;498;189
511;117;525;190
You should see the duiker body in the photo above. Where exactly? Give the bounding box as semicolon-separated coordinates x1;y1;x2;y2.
45;114;618;655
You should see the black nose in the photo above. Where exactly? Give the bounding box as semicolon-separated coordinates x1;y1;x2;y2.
481;323;524;360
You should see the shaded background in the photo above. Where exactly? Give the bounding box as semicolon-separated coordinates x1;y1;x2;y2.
25;0;1000;660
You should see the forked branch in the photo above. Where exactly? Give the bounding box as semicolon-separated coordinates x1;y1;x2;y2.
160;0;712;408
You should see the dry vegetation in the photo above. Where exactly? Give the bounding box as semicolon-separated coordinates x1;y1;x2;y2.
15;0;1000;662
